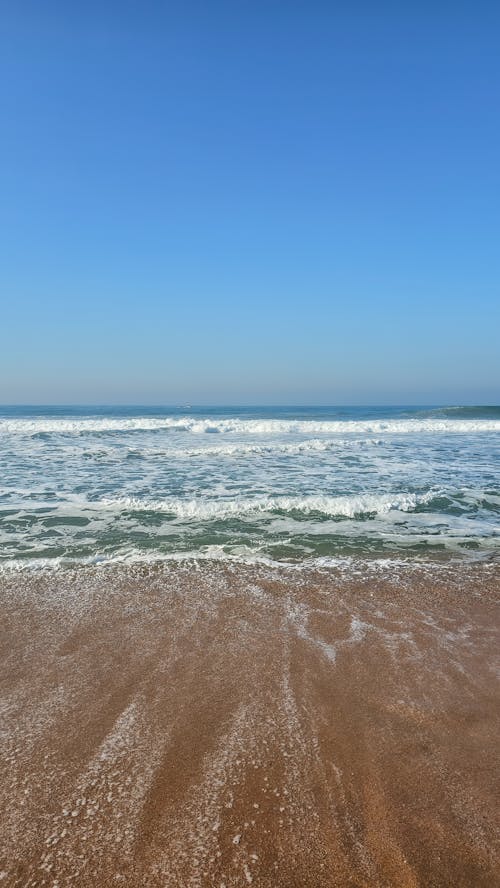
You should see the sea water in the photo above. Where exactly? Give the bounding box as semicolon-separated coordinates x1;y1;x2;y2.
0;405;499;568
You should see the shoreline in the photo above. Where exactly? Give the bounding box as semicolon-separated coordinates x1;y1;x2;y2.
1;561;499;886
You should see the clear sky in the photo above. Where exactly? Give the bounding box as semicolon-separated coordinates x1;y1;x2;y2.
1;1;499;405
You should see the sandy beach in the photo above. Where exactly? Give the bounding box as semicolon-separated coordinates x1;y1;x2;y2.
1;561;499;887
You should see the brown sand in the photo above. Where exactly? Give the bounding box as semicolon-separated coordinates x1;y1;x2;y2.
0;560;499;887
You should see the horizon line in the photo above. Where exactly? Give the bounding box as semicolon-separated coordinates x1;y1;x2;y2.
1;403;497;410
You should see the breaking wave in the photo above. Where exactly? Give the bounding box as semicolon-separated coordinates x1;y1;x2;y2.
99;490;440;520
1;416;500;436
1;406;498;567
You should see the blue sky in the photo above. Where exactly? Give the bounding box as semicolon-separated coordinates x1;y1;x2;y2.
1;1;499;404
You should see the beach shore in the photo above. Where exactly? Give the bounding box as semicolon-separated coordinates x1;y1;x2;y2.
1;561;499;887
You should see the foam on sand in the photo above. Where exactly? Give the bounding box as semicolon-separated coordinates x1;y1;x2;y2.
0;561;498;886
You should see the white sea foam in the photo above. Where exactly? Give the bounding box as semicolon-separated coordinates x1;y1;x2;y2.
124;438;383;459
65;438;382;462
1;545;493;577
98;490;439;520
0;549;456;575
1;408;498;567
1;417;500;436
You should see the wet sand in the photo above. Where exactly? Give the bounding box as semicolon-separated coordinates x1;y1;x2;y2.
0;561;499;887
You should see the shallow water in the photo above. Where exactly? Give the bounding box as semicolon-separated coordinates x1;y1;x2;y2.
1;405;499;567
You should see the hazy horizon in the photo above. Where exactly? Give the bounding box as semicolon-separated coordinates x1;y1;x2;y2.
1;400;499;409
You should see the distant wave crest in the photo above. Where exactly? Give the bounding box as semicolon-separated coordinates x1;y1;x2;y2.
2;416;500;436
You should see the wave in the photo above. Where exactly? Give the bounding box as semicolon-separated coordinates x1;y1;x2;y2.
98;490;440;520
0;552;425;574
1;546;496;575
424;406;500;420
80;437;384;461
3;487;499;520
1;417;500;436
3;484;499;525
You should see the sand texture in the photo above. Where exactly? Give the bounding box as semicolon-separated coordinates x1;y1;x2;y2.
0;561;499;887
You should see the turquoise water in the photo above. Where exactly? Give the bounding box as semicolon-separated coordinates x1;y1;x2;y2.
0;405;499;567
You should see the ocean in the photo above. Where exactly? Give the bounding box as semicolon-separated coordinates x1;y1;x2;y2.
1;404;499;569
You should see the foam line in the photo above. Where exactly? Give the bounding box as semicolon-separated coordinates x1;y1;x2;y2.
1;417;500;435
